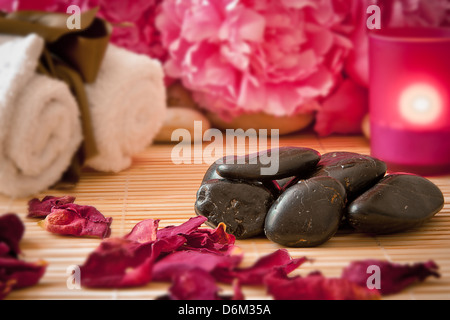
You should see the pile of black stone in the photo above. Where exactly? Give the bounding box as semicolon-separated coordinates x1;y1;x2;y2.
195;147;445;247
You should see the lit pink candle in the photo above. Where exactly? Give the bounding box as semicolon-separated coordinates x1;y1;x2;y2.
369;27;450;176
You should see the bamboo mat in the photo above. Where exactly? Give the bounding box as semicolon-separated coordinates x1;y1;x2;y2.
2;134;450;300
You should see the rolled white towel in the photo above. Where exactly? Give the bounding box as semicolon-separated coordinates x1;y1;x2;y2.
0;34;83;197
85;44;167;172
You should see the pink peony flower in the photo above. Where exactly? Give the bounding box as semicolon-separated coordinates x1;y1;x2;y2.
346;0;450;87
156;0;353;118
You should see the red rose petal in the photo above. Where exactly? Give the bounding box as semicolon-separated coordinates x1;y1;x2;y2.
0;214;47;300
157;216;207;240
264;268;380;300
0;243;9;257
213;249;308;285
0;213;25;257
27;195;76;218
40;203;112;239
183;222;236;253
79;238;155;288
0;278;14;300
153;250;242;282
124;219;160;243
341;259;440;295
168;268;222;300
314;79;368;136
0;258;47;290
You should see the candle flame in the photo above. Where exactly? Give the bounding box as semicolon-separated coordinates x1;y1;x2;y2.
399;84;442;126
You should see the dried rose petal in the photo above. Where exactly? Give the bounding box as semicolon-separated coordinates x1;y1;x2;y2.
0;243;9;257
213;249;307;285
157;216;207;240
0;213;25;257
264;268;380;300
124;219;159;243
79;238;155;288
27;195;76;218
0;214;47;300
183;222;236;253
39;203;112;239
0;257;47;292
79;216;212;289
168;268;222;300
341;259;440;295
153;250;242;282
0;278;15;300
80;234;186;288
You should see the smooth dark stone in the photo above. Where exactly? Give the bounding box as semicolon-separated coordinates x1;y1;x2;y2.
216;147;321;181
264;176;346;247
312;152;387;200
195;179;275;239
201;156;237;184
201;156;282;198
347;174;445;234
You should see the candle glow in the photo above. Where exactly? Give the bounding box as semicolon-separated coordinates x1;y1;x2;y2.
399;84;442;127
369;27;450;176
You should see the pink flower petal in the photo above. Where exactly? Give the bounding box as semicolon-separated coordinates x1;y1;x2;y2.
0;258;47;291
168;268;222;300
124;219;159;243
40;204;112;239
183;222;236;253
153;250;242;282
264;268;380;300
157;0;350;118
157;216;207;240
341;259;440;295
0;214;24;258
27;195;76;218
213;249;308;285
314;78;368;136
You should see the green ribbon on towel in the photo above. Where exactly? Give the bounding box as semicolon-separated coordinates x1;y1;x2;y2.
0;8;112;186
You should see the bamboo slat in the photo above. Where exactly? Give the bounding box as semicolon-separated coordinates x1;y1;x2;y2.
1;134;449;300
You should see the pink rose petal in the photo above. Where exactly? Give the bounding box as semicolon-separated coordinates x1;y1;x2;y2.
168;268;222;300
156;216;207;240
124;219;159;243
40;203;112;239
314;78;368;136
0;258;48;290
0;214;24;258
341;259;440;295
153;250;242;282
27;195;76;218
213;249;308;285
264;268;380;300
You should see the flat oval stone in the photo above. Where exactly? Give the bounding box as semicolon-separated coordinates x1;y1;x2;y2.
264;176;346;247
201;156;237;184
216;147;321;181
195;179;275;239
347;174;445;234
312;152;387;200
201;156;282;197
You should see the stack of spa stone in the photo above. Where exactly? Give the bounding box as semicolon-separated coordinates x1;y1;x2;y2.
195;147;445;247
